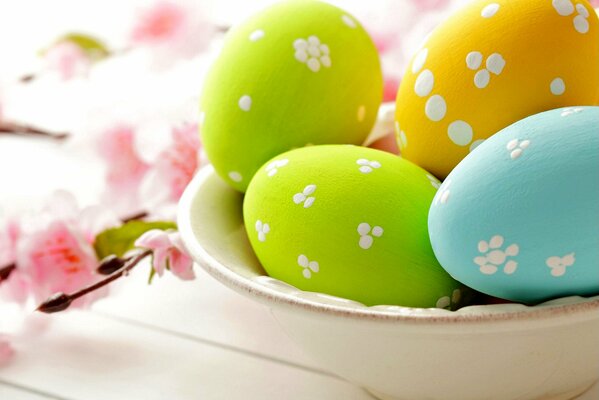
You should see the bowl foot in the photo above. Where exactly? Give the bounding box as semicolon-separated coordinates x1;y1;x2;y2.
364;380;597;400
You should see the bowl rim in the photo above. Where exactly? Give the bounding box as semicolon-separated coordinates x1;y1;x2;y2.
178;166;599;325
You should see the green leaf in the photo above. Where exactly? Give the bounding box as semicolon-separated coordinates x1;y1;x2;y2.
93;221;177;260
41;32;111;61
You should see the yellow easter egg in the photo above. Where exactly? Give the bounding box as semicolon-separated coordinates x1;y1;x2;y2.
395;0;599;179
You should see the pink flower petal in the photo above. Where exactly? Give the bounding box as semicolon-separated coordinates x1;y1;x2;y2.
131;1;187;44
152;247;168;276
167;248;195;280
44;41;91;80
0;337;15;367
135;229;171;250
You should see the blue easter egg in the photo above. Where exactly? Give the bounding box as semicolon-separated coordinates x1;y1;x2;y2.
428;106;599;303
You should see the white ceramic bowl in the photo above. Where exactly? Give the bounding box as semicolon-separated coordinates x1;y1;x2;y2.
178;166;599;400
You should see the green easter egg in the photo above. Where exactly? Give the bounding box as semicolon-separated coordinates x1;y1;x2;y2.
243;145;464;308
200;0;383;192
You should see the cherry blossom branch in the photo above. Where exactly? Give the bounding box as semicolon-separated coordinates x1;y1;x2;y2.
0;122;69;141
0;263;16;281
37;249;152;313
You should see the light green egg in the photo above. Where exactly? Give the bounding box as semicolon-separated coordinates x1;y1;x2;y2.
200;0;383;192
243;145;466;308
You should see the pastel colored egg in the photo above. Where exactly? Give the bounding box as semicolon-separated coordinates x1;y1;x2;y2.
395;0;599;179
428;107;599;303
243;145;466;308
201;0;383;192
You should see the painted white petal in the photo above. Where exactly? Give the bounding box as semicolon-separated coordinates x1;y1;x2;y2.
320;55;331;68
452;289;461;303
359;235;373;249
480;264;498;275
303;197;315;208
466;51;483;70
293;193;306;204
489;235;504;249
255;220;263;231
474;69;490;89
478;241;489;253
359;166;372;173
357;223;371;235
304;184;317;195
298;254;309;267
356;158;369;165
474;256;487;266
371;226;384;237
320;44;330;54
262;223;270;233
303;269;312;279
308;261;319;273
308;36;320;46
503;261;517;274
436;296;451;309
294;39;308;49
486;53;506;75
295;49;308;63
505;244;519;256
370;161;381;168
307;58;321;72
562;252;576;266
552;0;574;16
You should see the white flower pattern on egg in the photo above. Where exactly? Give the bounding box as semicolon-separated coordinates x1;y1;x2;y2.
265;159;289;177
357;159;381;173
255;220;270;242
466;51;505;89
552;0;590;34
293;184;317;208
546;253;575;277
294;36;331;72
298;254;320;279
507;139;530;160
357;223;383;250
436;288;462;309
474;235;519;275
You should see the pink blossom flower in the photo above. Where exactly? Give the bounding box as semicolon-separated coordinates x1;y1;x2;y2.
129;1;214;65
98;125;150;216
131;1;187;44
135;229;194;280
17;220;106;306
139;123;201;209
44;41;91;80
0;336;14;367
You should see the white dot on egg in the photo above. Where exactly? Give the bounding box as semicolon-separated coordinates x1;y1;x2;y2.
474;69;490;89
576;3;589;18
414;69;434;97
573;15;589;34
239;95;252;111
447;120;473;146
550;78;566;95
249;29;264;41
469;139;485;152
411;48;428;74
552;0;574;16
228;171;243;182
357;105;366;122
466;51;483;70
481;3;500;18
341;14;357;28
425;95;447;122
398;130;407;149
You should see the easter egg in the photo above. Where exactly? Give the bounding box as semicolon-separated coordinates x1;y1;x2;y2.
243;145;465;308
395;0;599;179
201;0;383;192
428;106;599;303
